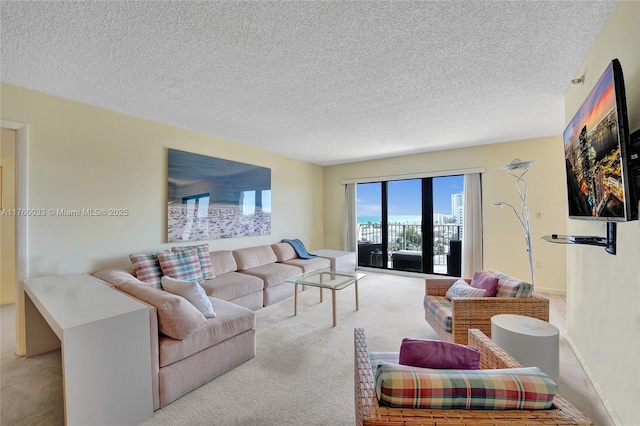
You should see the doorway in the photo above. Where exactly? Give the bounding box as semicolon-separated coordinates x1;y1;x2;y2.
0;128;17;305
2;119;27;356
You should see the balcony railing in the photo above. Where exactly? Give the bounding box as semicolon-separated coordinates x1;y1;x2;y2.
358;222;462;270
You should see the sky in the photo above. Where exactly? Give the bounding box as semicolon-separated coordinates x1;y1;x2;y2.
357;175;463;217
563;62;615;148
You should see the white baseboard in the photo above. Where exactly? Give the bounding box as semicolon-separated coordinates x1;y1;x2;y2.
563;334;620;425
535;286;566;295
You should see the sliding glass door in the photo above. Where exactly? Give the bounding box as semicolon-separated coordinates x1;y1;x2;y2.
431;176;464;274
387;179;424;272
356;175;463;274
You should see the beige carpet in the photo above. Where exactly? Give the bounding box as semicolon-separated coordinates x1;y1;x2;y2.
1;271;613;425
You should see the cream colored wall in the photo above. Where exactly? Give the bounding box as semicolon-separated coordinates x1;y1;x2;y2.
0;84;325;275
1;128;17;304
323;135;568;294
563;2;639;425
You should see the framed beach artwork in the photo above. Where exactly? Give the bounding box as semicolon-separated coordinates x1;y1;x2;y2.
167;149;271;242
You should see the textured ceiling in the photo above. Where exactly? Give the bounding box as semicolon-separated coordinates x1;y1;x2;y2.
1;1;616;166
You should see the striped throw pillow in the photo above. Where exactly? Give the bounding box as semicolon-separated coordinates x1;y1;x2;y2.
375;363;557;410
129;252;163;289
158;248;204;284
445;279;486;300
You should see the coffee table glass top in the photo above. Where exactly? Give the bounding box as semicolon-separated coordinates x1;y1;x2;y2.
286;269;366;290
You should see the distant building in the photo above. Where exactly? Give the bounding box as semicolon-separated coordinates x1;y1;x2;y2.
433;213;446;224
451;192;463;225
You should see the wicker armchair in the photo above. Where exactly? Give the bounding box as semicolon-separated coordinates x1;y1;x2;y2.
425;277;549;345
354;327;593;425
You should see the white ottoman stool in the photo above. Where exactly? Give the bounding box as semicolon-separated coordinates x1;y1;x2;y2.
491;314;559;380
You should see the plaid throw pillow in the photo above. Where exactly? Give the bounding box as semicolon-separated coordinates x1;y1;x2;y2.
369;352;400;376
488;269;533;298
129;252;163;289
158;248;204;284
172;243;214;280
375;363;557;410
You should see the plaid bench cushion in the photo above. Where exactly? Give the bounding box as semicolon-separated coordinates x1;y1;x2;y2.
375;362;557;410
423;295;452;332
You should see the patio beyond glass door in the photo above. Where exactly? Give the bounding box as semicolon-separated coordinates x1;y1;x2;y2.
356;175;464;275
387;179;423;272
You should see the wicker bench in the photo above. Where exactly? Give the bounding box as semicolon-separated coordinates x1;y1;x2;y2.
354;327;594;425
424;277;550;344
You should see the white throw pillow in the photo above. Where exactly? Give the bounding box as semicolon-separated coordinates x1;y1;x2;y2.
161;276;216;318
445;279;486;300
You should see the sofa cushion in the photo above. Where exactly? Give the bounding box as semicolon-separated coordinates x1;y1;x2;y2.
199;272;264;301
283;257;331;273
423;296;452;332
161;276;216;318
488;269;533;298
238;263;302;288
375;363;557;410
118;282;207;340
93;266;137;288
233;245;278;271
445;279;486;300
158;248;204;284
158;298;256;367
210;250;238;275
399;338;480;369
129;252;163;288
271;242;297;262
172;243;214;279
470;270;499;297
272;242;331;272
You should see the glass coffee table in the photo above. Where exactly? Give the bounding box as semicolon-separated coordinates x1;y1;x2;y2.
286;269;366;327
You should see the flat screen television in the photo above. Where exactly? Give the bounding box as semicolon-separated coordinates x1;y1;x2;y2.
563;59;638;222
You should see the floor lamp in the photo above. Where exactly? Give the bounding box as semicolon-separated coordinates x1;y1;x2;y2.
492;159;536;287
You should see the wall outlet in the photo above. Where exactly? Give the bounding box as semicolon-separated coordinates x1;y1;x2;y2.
536;260;544;268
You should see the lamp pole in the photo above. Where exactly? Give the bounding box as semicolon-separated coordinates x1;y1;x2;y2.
492;159;536;287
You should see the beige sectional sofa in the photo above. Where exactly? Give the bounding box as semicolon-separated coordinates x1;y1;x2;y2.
93;242;330;409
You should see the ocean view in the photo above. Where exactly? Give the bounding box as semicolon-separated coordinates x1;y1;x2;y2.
358;215;422;224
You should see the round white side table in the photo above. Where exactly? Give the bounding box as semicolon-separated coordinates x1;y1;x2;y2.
491;314;559;380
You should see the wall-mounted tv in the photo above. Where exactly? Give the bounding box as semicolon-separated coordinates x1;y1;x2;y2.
563;59;638;222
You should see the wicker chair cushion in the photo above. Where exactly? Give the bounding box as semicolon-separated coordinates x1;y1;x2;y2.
423;295;452;332
399;338;480;369
488;269;534;297
375;362;557;410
